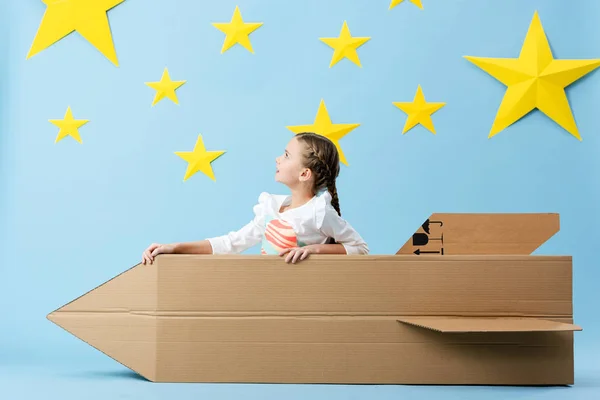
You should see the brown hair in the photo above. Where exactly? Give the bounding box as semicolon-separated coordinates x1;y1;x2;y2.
294;132;341;217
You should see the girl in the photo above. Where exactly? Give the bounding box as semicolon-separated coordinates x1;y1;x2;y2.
142;132;369;264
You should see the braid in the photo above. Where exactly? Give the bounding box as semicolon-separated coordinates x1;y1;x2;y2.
296;133;342;217
311;146;341;245
328;177;341;217
311;148;341;216
295;132;342;244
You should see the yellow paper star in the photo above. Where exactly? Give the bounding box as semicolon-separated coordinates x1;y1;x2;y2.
175;135;225;182
389;0;424;10
27;0;125;67
319;21;371;68
212;6;263;54
464;11;600;141
49;106;89;144
286;99;360;166
145;68;186;106
393;85;445;134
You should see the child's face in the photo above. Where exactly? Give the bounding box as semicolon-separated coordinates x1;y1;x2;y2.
275;137;310;187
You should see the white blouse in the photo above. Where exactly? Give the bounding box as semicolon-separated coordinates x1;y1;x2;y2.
206;191;369;255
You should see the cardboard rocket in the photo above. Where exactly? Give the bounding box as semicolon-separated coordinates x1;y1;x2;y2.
47;213;582;384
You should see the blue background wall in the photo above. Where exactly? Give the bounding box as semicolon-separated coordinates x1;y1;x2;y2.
1;0;599;387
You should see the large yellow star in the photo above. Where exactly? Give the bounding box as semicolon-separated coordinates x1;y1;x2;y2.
212;6;263;54
145;68;186;106
389;0;424;10
464;11;600;141
27;0;125;67
49;106;89;144
286;99;360;166
319;21;371;68
393;85;445;134
175;135;226;182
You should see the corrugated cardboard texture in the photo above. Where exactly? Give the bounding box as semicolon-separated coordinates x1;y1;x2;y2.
49;263;158;379
396;213;560;255
48;254;580;385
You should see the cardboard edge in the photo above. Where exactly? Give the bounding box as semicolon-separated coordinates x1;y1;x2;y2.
397;317;583;333
156;254;573;262
46;262;144;317
530;212;561;254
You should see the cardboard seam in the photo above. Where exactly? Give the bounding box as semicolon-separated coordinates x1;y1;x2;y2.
51;312;575;318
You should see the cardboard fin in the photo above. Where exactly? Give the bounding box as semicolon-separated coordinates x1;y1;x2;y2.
396;213;560;255
397;316;582;333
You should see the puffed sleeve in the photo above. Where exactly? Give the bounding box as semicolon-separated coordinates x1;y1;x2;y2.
316;195;369;255
206;192;269;254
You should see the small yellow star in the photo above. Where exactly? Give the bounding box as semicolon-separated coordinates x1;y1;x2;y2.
145;67;186;106
393;85;445;134
319;21;371;68
49;106;89;144
27;0;126;66
212;6;263;54
286;99;360;166
175;135;226;182
389;0;424;10
464;11;600;140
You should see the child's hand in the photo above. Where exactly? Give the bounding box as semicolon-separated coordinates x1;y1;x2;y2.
279;245;315;264
142;243;176;265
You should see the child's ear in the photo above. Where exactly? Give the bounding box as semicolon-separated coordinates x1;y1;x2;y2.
300;168;312;181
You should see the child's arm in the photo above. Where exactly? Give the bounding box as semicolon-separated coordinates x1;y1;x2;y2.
194;193;269;254
172;240;213;254
142;220;262;264
142;240;213;264
142;223;260;264
307;243;348;254
143;193;268;264
203;218;263;254
318;206;369;255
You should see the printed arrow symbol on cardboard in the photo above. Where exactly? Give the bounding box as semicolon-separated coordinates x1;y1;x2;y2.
413;248;443;255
